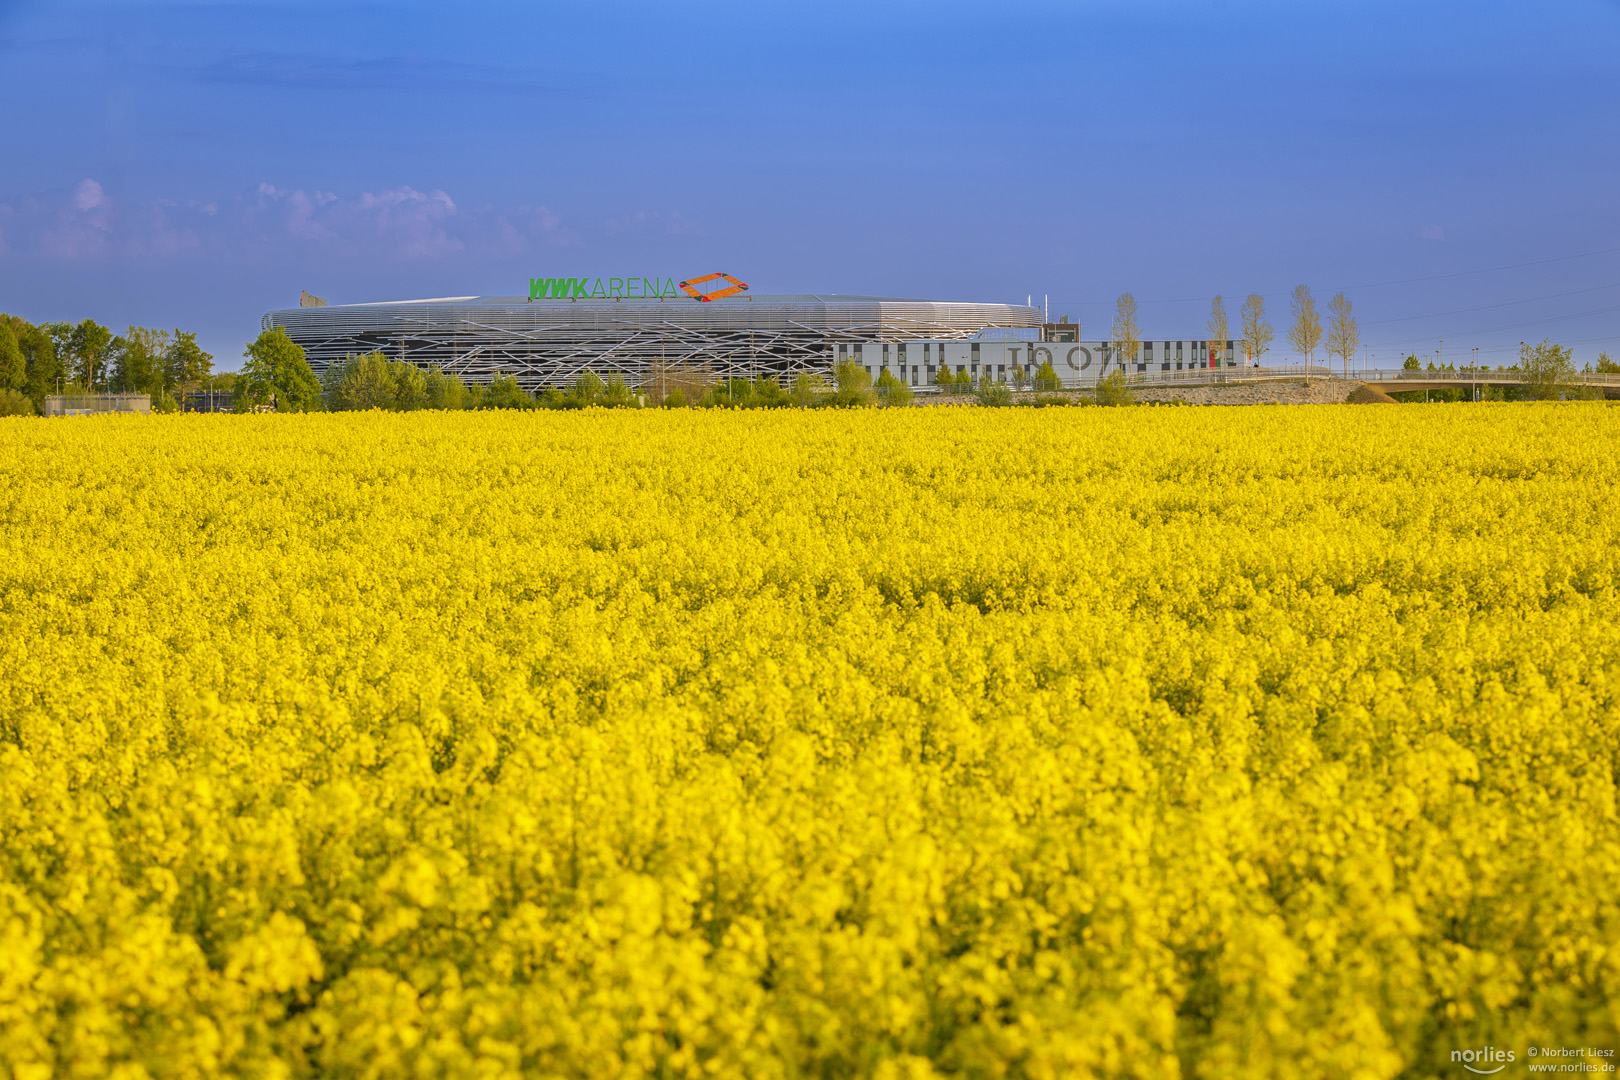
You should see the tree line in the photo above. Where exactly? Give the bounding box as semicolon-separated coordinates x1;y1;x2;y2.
8;316;1611;419
1101;286;1616;389
0;315;219;416
313;351;909;411
1100;286;1361;374
229;330;919;413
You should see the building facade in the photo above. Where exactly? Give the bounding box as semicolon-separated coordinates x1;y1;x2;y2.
263;293;1043;391
845;332;1244;387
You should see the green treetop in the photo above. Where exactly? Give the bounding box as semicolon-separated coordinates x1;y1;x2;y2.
239;327;321;411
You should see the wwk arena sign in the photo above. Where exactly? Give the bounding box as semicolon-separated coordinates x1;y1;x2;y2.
528;272;749;302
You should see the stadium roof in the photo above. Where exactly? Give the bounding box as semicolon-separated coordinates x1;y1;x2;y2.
327;293;972;308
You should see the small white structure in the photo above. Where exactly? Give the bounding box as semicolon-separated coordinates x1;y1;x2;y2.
44;393;152;417
842;329;1243;388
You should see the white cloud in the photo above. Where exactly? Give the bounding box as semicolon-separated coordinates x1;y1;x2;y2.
603;208;702;238
253;183;466;257
0;181;573;263
72;179;106;211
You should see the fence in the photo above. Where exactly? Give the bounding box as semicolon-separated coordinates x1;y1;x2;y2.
43;393;152;417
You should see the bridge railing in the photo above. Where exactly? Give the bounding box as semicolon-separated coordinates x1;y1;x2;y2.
1102;366;1620;389
1358;369;1620;386
913;365;1620;393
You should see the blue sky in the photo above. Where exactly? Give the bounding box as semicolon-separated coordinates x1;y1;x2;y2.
2;0;1617;369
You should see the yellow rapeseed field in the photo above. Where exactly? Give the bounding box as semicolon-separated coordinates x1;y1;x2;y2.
1;405;1617;1080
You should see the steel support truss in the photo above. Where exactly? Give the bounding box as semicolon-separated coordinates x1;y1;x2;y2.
265;297;1041;391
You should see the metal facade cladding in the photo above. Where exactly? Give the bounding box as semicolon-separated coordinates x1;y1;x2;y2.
262;294;1041;390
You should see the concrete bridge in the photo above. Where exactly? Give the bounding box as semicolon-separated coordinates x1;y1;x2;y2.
1358;369;1620;394
1113;365;1620;396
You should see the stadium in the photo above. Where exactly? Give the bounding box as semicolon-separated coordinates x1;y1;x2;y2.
261;285;1044;391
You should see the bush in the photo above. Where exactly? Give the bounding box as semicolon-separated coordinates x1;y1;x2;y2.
602;374;635;408
537;371;637;410
749;377;791;408
706;378;756;408
0;387;37;416
828;358;875;408
876;368;913;407
790;373;823;408
479;374;534;410
1094;371;1136;407
425;367;469;410
573;371;606;406
663;389;687;408
325;351;444;411
975;381;1013;408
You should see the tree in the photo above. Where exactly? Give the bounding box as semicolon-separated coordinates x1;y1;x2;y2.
425;366;469;410
826;358;875;407
835;357;872;393
1240;293;1272;366
239;326;321;411
68;319;114;390
0;389;34;416
1594;351;1620;374
394;360;428;410
1207;295;1229;370
1288;285;1322;378
6;315;63;406
935;363;957;394
1403;355;1420;371
0;322;24;391
163;331;214;397
1110;293;1141;378
1033;359;1062;392
1520;339;1576;400
1325;292;1360;379
324;351;437;410
112;326;171;394
325;352;389;410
